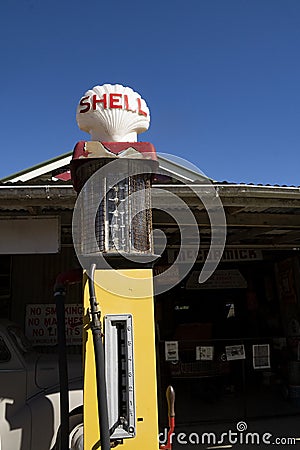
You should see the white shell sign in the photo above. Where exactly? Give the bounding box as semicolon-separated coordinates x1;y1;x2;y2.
76;84;150;142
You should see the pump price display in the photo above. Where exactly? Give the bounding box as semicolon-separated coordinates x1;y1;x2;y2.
104;314;136;440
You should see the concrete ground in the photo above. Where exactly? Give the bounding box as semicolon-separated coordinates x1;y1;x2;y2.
158;379;300;449
168;416;300;449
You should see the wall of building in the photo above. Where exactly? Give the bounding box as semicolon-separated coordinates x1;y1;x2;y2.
10;247;82;328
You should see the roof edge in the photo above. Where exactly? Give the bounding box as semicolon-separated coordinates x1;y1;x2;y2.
0;151;72;182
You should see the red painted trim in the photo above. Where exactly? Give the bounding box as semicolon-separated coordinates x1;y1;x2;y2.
159;417;175;450
71;141;158;192
72;141;157;161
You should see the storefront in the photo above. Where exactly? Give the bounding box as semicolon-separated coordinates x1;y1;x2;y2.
2;157;300;426
154;183;300;425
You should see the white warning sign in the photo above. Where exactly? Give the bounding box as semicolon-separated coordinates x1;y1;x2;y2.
25;303;83;346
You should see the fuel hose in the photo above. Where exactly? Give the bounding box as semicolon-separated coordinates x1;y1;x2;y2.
54;268;82;450
54;285;69;450
88;263;110;450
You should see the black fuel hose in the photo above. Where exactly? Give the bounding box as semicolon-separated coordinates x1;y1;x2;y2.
54;268;82;450
54;286;69;450
88;263;110;450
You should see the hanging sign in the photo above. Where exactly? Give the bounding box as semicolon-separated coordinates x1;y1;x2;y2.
186;269;247;290
0;217;60;254
167;248;263;264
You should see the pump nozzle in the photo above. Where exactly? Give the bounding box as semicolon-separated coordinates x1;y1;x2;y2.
166;385;175;418
159;385;175;450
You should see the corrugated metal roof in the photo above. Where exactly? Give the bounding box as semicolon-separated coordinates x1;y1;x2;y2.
216;180;300;188
0;152;72;182
2;148;300;190
1;151;211;185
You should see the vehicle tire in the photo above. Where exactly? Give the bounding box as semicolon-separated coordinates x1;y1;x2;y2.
54;413;83;450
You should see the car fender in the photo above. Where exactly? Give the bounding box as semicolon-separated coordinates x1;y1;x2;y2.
28;384;83;450
0;398;31;450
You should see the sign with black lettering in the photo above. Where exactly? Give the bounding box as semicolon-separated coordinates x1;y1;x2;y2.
253;344;270;369
25;304;83;346
167;248;263;264
196;346;214;361
186;269;247;290
226;345;246;361
165;341;179;362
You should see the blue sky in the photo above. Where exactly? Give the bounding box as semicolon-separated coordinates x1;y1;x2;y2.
1;0;300;185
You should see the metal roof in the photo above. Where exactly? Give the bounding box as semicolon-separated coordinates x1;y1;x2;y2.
0;152;72;183
1;152;300;251
0;151;211;184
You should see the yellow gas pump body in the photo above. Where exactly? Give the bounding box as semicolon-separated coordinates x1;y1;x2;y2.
83;268;159;450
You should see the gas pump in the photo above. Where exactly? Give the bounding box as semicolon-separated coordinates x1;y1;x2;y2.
70;84;175;450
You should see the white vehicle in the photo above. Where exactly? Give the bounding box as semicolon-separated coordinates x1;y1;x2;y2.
0;320;83;450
